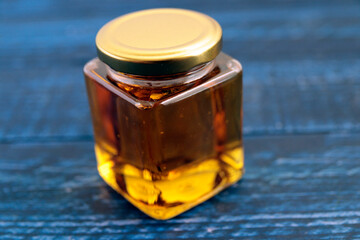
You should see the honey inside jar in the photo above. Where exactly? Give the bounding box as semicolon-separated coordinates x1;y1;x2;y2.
84;8;244;219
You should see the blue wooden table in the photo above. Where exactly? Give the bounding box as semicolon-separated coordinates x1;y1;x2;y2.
1;0;360;239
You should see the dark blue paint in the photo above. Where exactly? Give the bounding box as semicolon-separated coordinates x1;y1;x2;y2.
0;0;360;239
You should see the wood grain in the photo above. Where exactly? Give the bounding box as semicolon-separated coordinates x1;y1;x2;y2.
1;0;360;141
0;0;360;238
1;133;360;239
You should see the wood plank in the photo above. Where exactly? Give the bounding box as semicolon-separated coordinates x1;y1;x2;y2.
2;2;360;64
1;64;359;141
1;0;359;23
1;0;359;141
1;133;360;238
1;0;360;238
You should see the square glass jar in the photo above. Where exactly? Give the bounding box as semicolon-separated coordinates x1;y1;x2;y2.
84;8;244;220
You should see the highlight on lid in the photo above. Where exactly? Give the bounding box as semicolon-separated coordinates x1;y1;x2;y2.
95;8;222;75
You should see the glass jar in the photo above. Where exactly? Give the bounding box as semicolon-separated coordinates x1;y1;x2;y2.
84;8;243;220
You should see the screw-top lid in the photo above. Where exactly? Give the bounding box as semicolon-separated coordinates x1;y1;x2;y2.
96;8;222;76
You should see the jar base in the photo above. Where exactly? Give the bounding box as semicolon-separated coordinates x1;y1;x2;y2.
95;144;244;220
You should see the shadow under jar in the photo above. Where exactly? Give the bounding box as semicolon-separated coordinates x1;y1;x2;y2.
84;8;244;220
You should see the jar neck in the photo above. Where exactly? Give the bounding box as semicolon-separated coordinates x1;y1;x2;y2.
106;60;215;88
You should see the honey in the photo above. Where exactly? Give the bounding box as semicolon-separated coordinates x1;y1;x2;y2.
84;9;243;219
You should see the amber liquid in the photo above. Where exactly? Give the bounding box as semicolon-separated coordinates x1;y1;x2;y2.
84;53;243;219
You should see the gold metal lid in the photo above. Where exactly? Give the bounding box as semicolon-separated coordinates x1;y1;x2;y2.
96;8;222;76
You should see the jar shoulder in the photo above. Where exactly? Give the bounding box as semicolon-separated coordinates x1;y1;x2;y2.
83;52;242;108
